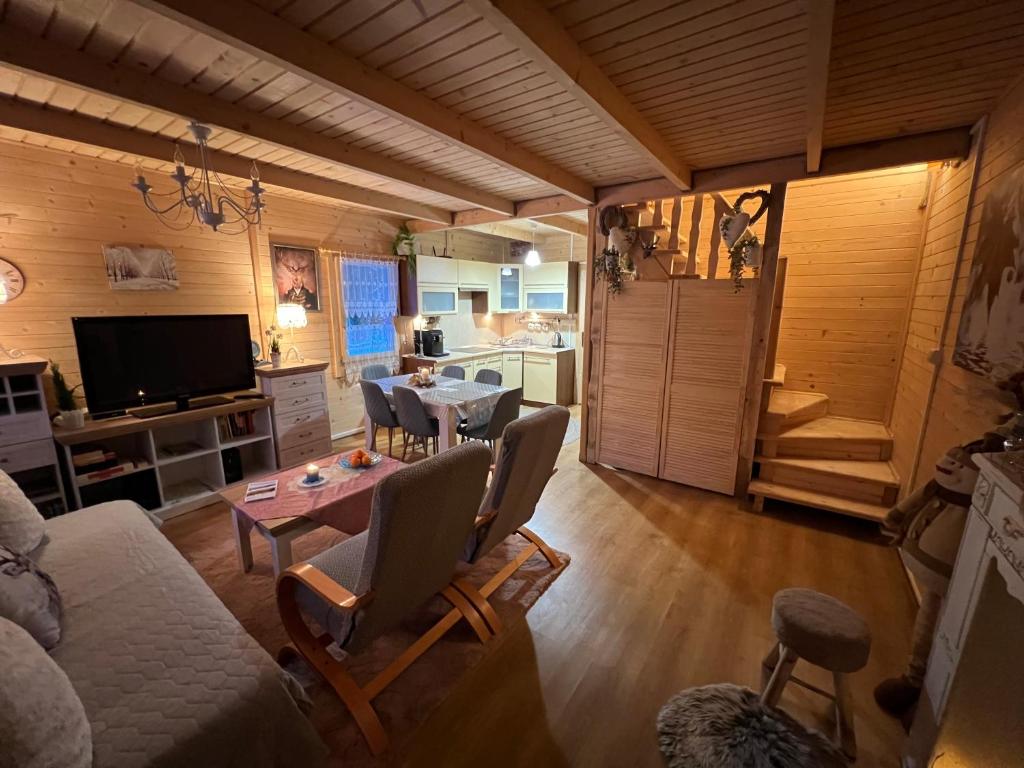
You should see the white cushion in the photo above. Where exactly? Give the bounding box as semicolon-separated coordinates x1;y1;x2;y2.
0;544;62;649
0;617;92;768
0;470;45;555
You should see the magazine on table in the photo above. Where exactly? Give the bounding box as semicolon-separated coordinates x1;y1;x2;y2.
244;479;278;502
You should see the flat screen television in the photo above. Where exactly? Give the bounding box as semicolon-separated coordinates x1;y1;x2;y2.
72;314;256;418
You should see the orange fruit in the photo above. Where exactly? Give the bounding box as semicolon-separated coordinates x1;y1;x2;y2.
361;455;372;467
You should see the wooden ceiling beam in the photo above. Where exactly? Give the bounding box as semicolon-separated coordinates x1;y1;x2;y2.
597;126;974;204
0;28;504;216
130;0;596;205
806;0;836;173
464;0;692;191
530;215;587;237
0;98;453;224
514;195;585;219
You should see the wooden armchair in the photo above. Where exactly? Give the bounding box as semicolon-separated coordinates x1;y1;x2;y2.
453;405;570;636
276;441;493;755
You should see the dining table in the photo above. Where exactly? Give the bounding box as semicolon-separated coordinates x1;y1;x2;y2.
364;373;508;453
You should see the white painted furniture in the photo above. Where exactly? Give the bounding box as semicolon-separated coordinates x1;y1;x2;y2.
524;261;579;313
457;259;498;312
497;264;524;312
523;349;575;405
256;360;332;469
416;254;460;315
54;397;276;519
904;451;1024;766
502;351;523;388
0;356;66;516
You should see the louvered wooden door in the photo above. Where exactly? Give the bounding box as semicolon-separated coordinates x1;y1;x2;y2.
595;281;671;476
659;279;757;494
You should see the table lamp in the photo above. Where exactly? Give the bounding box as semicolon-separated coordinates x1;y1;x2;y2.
276;302;307;362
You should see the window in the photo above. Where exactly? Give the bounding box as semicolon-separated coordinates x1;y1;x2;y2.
340;258;398;362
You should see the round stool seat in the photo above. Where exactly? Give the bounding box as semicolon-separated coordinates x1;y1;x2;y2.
771;588;871;673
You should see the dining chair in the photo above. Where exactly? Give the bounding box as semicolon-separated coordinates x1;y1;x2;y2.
361;364;390;381
440;364;465;380
392;385;440;460
277;441;494;755
359;380;400;457
453;405;569;637
457;387;522;449
474;368;502;386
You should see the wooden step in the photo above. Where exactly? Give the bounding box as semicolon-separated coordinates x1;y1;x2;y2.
760;416;893;460
764;363;786;387
749;479;889;523
756;456;900;506
759;390;829;434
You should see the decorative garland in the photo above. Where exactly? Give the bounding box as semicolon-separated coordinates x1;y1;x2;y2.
595;245;634;295
726;233;761;291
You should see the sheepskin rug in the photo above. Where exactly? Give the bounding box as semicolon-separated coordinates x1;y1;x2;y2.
656;684;848;768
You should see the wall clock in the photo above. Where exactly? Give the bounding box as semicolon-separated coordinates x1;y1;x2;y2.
0;258;24;303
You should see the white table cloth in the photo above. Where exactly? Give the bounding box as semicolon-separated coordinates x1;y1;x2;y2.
364;374;508;453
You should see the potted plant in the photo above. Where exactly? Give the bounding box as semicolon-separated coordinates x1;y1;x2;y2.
50;360;85;429
392;223;417;273
265;325;283;368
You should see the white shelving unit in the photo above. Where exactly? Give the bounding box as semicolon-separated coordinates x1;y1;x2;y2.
54;397;276;520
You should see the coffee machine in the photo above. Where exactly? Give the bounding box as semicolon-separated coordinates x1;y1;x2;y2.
420;329;446;357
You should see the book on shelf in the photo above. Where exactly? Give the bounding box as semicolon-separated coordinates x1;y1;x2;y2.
78;460;150;484
218;411;256;441
71;447;116;468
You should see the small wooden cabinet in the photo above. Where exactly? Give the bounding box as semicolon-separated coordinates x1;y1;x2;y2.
257;360;333;468
0;356;66;516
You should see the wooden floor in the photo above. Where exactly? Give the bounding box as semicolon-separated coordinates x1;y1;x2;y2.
169;420;917;767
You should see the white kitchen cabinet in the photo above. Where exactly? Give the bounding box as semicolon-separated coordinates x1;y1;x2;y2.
502;352;523;389
523;353;558;403
457;259;495;290
497;265;523;313
523;261;579;314
417;254;458;284
417;283;458;315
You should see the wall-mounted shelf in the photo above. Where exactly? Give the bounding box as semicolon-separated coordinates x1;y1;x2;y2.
54;396;277;520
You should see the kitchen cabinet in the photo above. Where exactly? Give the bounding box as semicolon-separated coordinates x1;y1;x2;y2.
417;284;458;315
523;261;579;314
522;350;574;405
417;254;459;285
502;352;523;389
497;265;523;313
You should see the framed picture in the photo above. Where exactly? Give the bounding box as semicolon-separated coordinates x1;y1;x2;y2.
102;245;179;291
271;243;321;312
953;161;1024;382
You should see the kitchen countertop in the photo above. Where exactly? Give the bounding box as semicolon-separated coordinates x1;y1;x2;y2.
403;344;573;363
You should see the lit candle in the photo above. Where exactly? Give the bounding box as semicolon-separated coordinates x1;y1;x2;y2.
305;463;320;482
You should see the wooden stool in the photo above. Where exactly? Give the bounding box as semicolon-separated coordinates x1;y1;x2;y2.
760;588;872;760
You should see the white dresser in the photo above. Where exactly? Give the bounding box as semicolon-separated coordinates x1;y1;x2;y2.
0;355;66;516
256;360;333;469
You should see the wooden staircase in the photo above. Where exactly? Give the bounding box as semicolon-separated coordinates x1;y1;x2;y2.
750;373;898;523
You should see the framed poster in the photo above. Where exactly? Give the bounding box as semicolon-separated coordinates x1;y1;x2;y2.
271;243;321;311
102;245;179;291
954;161;1024;381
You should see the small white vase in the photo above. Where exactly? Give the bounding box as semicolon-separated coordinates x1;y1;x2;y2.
271;352;282;368
56;409;85;429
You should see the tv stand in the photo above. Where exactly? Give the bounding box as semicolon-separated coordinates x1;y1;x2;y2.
131;395;234;419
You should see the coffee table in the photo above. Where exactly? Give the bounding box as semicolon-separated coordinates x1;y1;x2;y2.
221;451;404;576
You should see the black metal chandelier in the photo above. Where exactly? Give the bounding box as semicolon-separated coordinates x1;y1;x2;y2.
132;121;265;234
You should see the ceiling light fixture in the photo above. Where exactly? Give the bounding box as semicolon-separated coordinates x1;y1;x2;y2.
525;222;541;266
132;121;265;234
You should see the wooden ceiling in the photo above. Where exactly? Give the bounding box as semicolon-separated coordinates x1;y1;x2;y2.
0;0;1018;225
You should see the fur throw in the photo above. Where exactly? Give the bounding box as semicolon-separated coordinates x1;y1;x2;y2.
656;684;847;768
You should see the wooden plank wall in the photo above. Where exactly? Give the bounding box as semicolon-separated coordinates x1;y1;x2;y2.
0;138;402;436
890;77;1024;490
701;166;929;422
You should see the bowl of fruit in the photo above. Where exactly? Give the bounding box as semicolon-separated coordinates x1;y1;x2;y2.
339;448;383;470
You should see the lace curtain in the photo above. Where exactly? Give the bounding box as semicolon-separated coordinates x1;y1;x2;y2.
338;255;399;380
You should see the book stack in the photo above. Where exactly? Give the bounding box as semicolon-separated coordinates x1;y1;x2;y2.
218;411;256;442
71;444;147;484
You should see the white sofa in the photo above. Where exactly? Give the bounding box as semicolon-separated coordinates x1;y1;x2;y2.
31;501;327;768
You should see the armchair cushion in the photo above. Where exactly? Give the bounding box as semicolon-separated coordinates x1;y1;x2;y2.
296;531;369;646
0;544;62;649
0;469;45;555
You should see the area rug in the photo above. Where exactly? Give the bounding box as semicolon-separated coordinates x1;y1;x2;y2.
656;684;848;768
167;507;569;766
520;405;581;445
